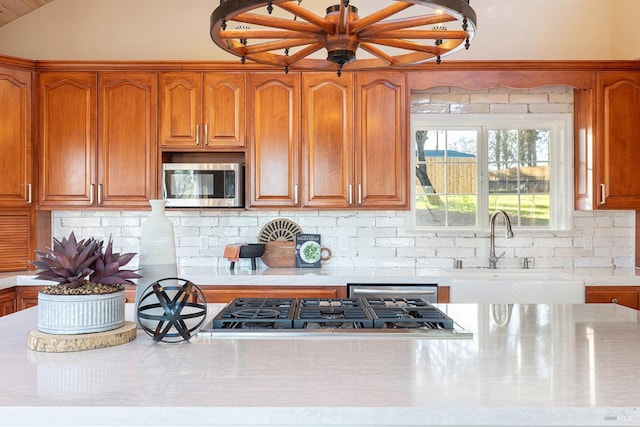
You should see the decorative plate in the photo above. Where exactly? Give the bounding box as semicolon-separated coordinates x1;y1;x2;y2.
258;218;303;242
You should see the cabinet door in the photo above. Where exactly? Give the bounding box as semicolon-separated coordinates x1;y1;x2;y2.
0;289;16;317
301;73;354;208
98;72;158;207
596;72;640;208
248;73;300;207
0;68;32;207
159;72;202;148
38;72;97;207
15;286;41;311
203;72;246;148
355;72;408;208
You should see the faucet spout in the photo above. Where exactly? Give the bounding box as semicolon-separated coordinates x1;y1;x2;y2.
489;210;514;269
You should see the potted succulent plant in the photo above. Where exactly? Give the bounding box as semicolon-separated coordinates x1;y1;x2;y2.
30;232;142;335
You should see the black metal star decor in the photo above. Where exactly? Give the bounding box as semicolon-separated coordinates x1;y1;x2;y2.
137;278;207;343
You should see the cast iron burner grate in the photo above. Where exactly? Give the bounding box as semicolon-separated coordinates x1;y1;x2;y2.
293;298;375;329
212;298;296;329
365;297;455;330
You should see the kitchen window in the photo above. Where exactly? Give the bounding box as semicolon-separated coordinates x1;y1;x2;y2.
410;114;572;231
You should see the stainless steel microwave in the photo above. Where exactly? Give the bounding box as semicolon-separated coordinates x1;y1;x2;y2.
162;163;244;208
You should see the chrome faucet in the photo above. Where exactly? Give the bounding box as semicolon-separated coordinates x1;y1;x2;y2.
489;210;514;269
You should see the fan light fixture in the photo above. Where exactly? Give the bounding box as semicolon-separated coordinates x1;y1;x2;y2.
210;0;477;75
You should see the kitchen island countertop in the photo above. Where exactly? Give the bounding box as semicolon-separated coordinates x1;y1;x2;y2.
0;303;639;426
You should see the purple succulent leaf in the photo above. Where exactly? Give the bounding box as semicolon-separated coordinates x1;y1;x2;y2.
115;252;136;266
66;276;86;289
118;270;143;279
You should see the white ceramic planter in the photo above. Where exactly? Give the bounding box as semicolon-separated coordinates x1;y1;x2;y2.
37;290;126;335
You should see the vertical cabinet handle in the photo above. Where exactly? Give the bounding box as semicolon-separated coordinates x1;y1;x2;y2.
358;184;362;205
97;184;102;205
348;184;353;205
294;184;298;206
26;183;32;204
196;124;200;146
600;183;606;205
204;124;209;146
90;184;95;205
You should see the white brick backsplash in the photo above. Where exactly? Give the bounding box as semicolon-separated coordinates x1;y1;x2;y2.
377;237;415;248
528;103;573;113
450;104;491;114
398;247;436;258
509;93;549;104
48;206;625;277
469;93;509;104
429;94;470;104
489;104;529;114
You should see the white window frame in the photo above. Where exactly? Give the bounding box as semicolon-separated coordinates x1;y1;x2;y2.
409;113;573;232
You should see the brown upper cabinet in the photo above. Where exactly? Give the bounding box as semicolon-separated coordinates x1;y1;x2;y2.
159;72;246;150
301;72;354;208
0;68;32;208
0;65;36;271
248;72;300;207
249;71;408;209
595;71;640;209
38;72;157;208
354;72;407;209
575;71;640;210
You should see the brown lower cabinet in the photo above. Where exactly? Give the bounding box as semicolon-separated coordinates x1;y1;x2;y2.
197;285;347;303
10;284;138;314
0;288;17;317
2;284;451;317
585;286;640;310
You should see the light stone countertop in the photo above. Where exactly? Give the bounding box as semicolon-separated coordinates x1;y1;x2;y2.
3;266;639;293
0;303;639;426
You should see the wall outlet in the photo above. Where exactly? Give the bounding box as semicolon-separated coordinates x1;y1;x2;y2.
583;236;593;251
199;236;208;250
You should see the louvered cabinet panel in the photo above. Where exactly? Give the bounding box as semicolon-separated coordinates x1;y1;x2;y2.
0;210;31;272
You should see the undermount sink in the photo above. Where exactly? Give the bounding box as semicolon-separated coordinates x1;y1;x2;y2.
447;269;585;304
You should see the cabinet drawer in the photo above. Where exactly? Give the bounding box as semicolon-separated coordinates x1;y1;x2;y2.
585;286;640;310
197;285;347;303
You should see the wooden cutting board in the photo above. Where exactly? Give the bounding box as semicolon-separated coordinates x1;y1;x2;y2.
26;321;137;353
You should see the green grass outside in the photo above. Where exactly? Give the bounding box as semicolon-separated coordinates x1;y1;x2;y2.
416;193;550;224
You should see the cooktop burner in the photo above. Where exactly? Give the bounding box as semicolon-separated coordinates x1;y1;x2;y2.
294;298;375;329
364;297;455;330
212;298;296;329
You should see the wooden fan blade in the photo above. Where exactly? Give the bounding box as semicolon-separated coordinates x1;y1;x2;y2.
359;42;395;65
369;29;469;40
233;12;323;34
359;14;457;37
364;38;445;55
277;2;334;33
221;29;322;40
243;39;319;55
349;2;414;33
284;43;325;64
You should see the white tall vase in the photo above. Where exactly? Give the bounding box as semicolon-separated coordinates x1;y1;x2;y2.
136;200;178;313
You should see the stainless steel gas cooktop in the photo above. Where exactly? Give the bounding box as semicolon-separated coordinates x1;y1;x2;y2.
198;297;473;339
